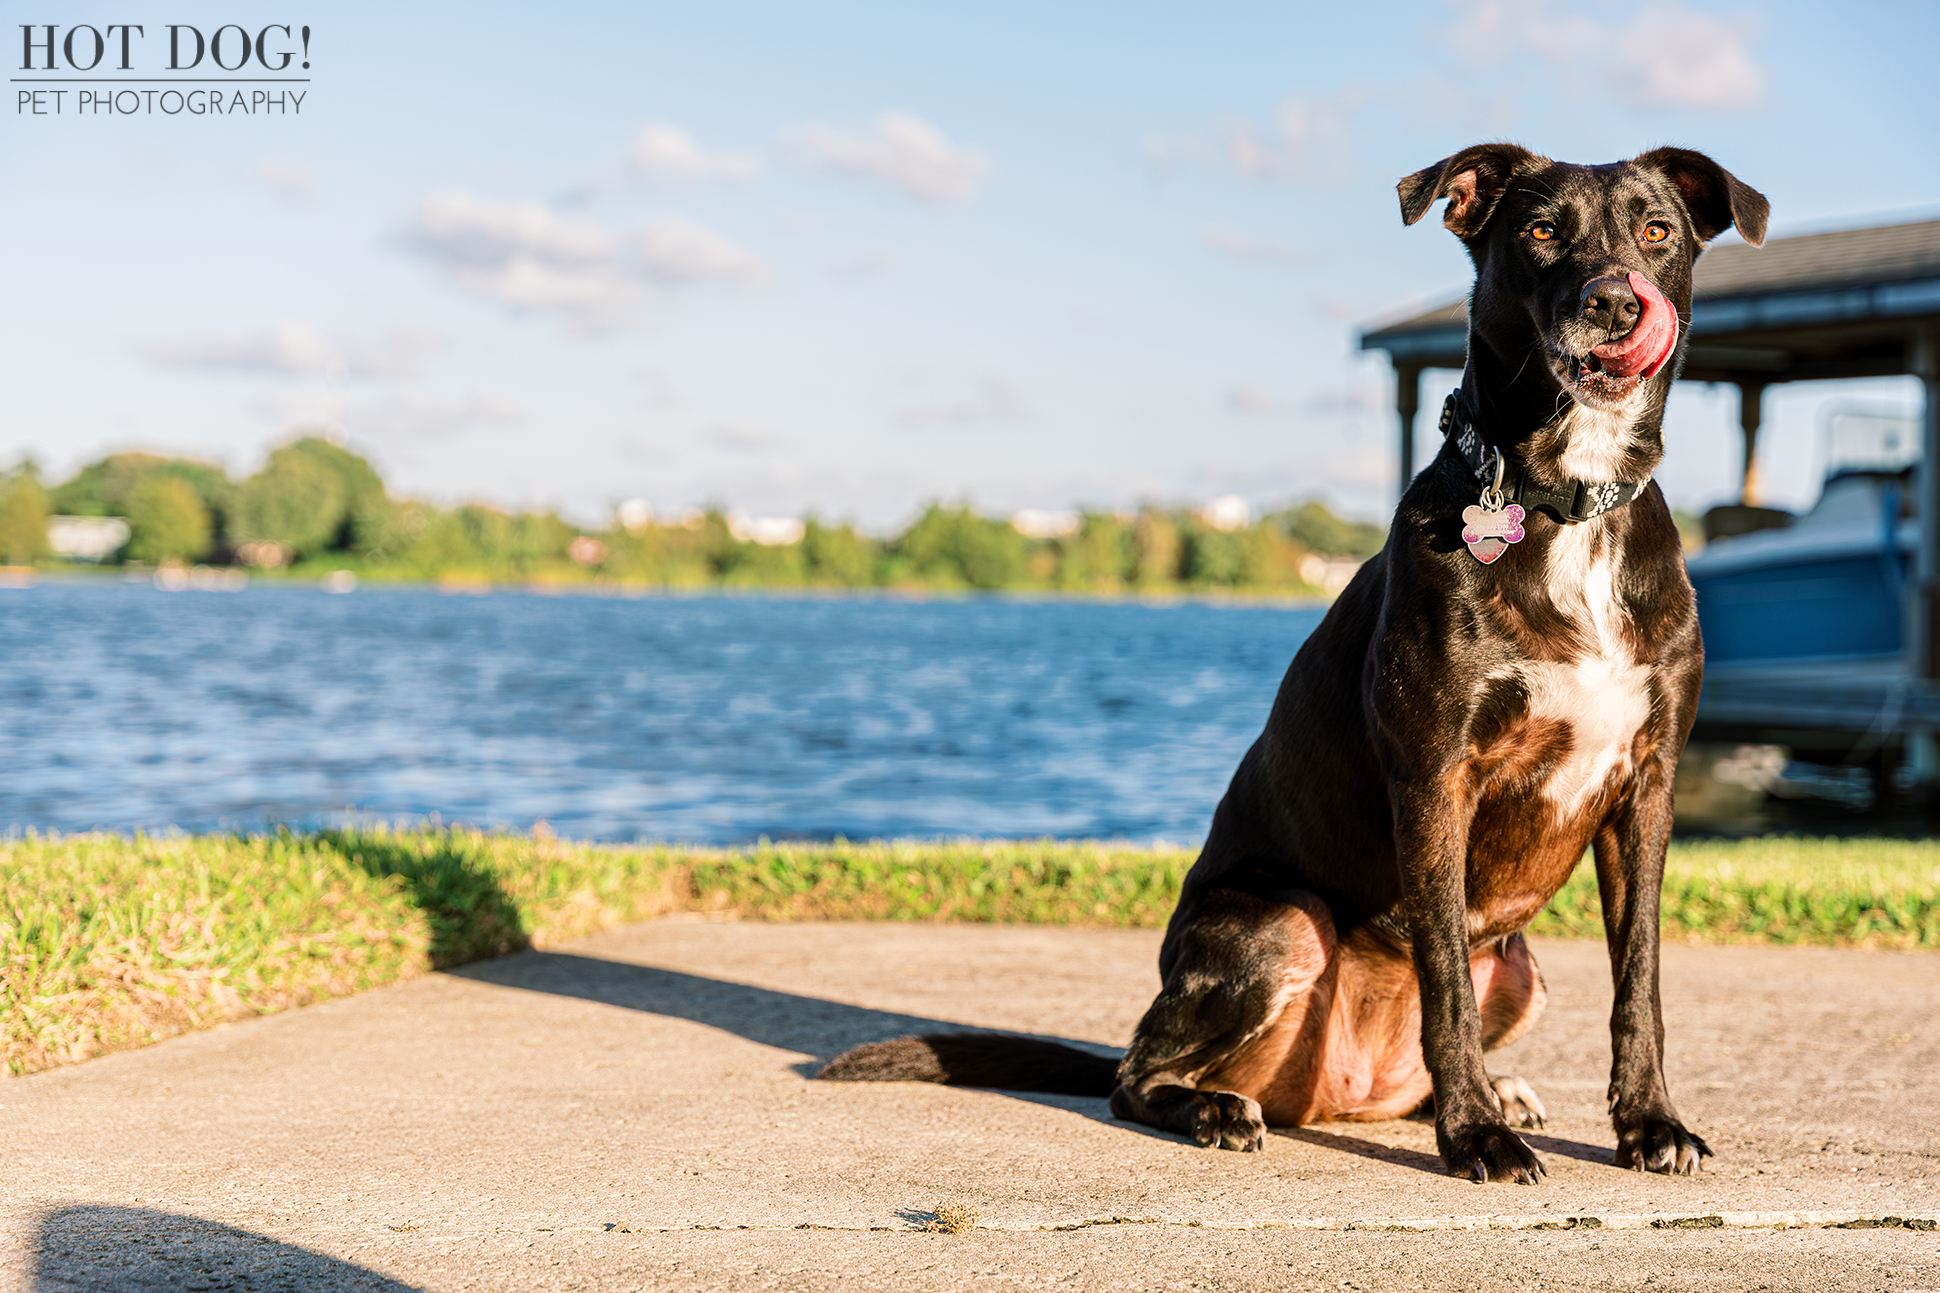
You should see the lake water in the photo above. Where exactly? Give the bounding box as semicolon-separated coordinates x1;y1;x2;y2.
0;581;1323;844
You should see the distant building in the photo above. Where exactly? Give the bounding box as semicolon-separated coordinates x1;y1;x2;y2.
1011;508;1080;539
46;516;130;561
1298;553;1362;595
1198;495;1251;532
727;513;806;546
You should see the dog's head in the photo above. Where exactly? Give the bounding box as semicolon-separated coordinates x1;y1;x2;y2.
1398;144;1767;415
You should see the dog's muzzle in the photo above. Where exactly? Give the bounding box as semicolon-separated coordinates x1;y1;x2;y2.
1560;271;1678;406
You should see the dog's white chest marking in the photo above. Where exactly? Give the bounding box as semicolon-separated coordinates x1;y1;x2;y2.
1553;404;1638;482
1519;525;1651;816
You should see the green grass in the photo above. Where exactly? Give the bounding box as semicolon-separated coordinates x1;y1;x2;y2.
5;829;1936;1080
680;838;1193;926
1531;836;1940;947
1;833;430;1078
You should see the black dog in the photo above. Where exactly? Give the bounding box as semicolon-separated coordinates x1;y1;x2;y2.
823;144;1768;1184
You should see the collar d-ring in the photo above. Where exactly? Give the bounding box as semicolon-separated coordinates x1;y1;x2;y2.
1480;445;1507;511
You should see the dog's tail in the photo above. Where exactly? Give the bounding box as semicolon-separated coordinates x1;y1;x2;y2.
817;1033;1119;1097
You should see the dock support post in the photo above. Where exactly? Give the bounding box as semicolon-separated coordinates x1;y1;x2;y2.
1737;380;1767;506
1395;363;1422;505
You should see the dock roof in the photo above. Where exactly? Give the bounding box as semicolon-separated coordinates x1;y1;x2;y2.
1360;217;1940;385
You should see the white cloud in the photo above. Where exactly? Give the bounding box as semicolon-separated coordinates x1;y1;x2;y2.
458;257;637;321
1450;0;1765;112
633;217;764;286
1203;226;1301;264
787;112;990;204
254;158;315;198
414;191;612;271
628;124;761;184
896;376;1028;428
1613;8;1766;111
1451;0;1600;61
408;191;763;327
144;322;441;379
1226;92;1361;182
410;191;625;323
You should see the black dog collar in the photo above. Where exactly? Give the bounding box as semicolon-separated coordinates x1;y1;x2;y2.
1438;392;1642;524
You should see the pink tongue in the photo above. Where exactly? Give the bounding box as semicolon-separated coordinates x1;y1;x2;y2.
1590;271;1678;379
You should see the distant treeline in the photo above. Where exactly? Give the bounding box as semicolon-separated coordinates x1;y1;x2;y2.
0;439;1386;594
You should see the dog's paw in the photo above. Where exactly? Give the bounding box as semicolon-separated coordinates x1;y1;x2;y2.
1614;1117;1711;1174
1491;1074;1547;1128
1440;1121;1545;1184
1187;1091;1267;1152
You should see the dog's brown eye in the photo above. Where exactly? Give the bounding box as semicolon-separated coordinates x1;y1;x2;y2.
1643;222;1671;243
1529;222;1556;242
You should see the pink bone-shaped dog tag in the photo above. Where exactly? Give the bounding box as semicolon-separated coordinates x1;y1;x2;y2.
1461;502;1525;565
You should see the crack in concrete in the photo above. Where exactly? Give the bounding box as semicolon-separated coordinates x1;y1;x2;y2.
452;1212;1940;1237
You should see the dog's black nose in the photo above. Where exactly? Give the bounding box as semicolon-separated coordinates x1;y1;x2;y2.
1579;276;1641;336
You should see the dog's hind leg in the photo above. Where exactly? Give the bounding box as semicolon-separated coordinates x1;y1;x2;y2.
1226;926;1545;1128
1491;1075;1547;1128
1478;933;1550;1128
1109;888;1336;1151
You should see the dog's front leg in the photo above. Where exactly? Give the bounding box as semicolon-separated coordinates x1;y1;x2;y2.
1594;755;1711;1173
1394;777;1546;1184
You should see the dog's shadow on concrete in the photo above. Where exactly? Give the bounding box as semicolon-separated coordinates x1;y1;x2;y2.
450;951;1619;1165
1280;1125;1617;1177
1277;1127;1449;1174
30;1205;423;1292
448;950;1198;1142
449;949;1115;1065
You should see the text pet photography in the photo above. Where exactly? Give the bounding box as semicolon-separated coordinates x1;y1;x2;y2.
15;22;311;117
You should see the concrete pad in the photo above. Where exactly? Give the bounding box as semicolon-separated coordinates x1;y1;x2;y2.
4;920;1938;1290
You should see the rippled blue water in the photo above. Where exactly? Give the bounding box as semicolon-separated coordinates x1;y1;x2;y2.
0;581;1321;843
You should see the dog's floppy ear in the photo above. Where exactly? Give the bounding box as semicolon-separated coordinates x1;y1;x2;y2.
1632;147;1769;247
1397;143;1541;238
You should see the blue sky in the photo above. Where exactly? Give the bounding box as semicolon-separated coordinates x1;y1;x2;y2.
3;0;1936;528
